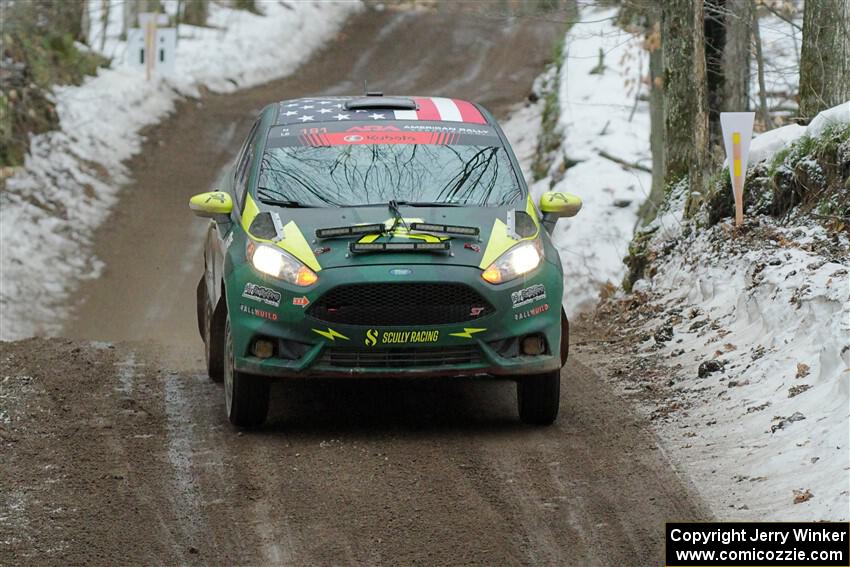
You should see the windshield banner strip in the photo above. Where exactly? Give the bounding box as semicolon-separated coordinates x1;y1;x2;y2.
299;131;460;147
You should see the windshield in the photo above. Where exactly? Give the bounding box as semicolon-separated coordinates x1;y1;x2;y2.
257;143;523;208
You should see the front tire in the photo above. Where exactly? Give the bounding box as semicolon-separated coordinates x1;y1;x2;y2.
517;370;560;425
223;318;269;428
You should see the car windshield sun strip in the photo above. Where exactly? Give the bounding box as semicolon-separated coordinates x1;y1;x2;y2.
315;224;387;239
349;241;451;253
408;222;479;237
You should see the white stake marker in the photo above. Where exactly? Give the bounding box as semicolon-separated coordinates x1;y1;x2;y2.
720;112;755;227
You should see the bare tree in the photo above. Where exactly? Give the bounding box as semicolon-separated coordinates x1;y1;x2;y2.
100;0;111;52
799;0;850;119
751;4;771;129
722;0;751;112
637;5;665;224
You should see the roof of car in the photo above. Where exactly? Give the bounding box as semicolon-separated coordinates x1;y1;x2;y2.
274;96;492;127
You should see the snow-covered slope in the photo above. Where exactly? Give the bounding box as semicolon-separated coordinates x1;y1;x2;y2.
0;1;361;340
623;105;849;520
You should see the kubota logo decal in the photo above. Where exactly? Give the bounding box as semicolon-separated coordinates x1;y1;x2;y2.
364;329;440;346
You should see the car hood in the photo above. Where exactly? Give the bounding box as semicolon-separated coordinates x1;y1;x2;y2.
246;200;540;273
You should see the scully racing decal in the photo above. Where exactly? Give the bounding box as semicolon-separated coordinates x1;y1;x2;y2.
312;327;349;341
292;296;310;307
448;328;486;339
514;303;549;321
511;284;546;309
364;329;440;347
242;283;281;307
240;304;278;321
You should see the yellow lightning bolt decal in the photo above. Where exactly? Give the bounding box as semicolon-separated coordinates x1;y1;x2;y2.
312;328;349;341
449;328;487;339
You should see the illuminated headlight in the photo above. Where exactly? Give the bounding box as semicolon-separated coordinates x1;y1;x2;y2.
249;243;318;286
481;240;543;284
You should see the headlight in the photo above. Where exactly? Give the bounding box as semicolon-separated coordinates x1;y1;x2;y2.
481;239;543;284
248;243;318;286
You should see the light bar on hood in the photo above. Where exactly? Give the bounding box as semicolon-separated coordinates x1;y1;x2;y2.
408;222;480;237
349;241;451;253
316;224;385;239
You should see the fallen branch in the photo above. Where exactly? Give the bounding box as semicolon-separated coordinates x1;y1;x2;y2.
598;151;652;173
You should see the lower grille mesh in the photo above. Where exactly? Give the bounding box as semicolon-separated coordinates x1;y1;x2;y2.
320;346;482;368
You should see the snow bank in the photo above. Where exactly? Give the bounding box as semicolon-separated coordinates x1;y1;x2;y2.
0;1;360;340
748;124;806;166
808;101;850;136
625;105;850;520
638;220;849;520
534;8;650;316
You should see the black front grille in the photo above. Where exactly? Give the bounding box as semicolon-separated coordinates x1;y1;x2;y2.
320;346;482;368
307;283;494;326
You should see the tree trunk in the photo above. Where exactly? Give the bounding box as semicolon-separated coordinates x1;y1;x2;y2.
722;0;751;113
661;0;709;213
752;6;772;130
690;0;709;214
80;0;90;45
100;0;110;52
182;0;208;26
638;5;666;224
799;0;850;120
704;0;726;149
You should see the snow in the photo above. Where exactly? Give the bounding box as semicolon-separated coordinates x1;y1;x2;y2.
0;1;361;340
534;7;650;316
632;217;849;521
807;101;850;136
748;124;806;165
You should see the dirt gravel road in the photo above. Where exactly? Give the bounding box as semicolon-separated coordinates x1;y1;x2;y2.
2;5;709;566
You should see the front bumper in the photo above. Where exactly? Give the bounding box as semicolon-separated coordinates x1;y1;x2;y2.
227;263;563;379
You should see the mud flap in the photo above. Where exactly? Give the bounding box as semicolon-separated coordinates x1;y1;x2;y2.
207;290;227;382
196;275;206;339
560;308;569;367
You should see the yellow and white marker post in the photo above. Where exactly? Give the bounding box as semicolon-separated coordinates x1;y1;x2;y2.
720;112;755;227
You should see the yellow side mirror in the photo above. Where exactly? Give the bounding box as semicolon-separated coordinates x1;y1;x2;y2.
189;191;233;219
539;191;582;218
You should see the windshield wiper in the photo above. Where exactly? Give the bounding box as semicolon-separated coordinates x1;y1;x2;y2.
256;187;313;208
343;201;464;208
394;201;464;207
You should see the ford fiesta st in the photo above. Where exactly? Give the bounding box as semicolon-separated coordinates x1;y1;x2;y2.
189;94;582;428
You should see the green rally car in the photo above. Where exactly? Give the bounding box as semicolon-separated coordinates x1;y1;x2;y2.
189;95;582;428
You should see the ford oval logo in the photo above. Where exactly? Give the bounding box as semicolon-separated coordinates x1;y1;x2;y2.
389;268;413;276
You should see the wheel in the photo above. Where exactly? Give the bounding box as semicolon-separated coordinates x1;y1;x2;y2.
223;317;269;428
202;283;224;383
517;370;560;425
